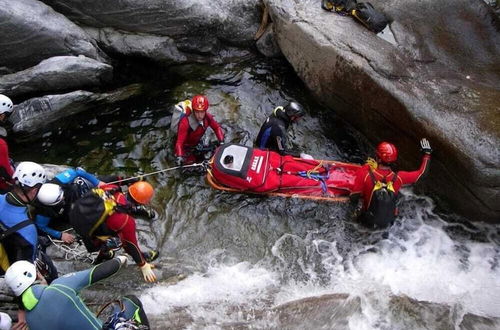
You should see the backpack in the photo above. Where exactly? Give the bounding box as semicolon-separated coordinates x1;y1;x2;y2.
351;2;389;33
322;0;358;13
170;100;199;134
69;188;117;252
364;170;398;228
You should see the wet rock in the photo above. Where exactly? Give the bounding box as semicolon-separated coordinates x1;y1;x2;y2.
10;84;143;137
266;0;500;222
41;0;262;61
0;279;17;320
271;293;357;328
0;0;106;71
0;56;113;98
84;27;187;64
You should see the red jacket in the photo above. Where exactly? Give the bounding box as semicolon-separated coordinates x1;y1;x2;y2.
0;138;14;191
352;154;431;211
174;112;224;157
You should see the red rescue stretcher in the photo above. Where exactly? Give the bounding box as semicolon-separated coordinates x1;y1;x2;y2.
206;144;361;202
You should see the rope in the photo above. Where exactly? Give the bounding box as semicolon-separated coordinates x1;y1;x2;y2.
47;231;97;263
104;162;206;185
306;160;324;178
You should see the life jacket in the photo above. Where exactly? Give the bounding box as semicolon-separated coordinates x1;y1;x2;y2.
322;0;358;14
68;188;117;252
170;100;199;134
364;170;398;228
351;2;389;33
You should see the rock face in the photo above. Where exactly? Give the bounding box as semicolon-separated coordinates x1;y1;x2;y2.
265;0;500;222
0;56;113;97
40;0;262;61
10;84;143;137
0;0;106;71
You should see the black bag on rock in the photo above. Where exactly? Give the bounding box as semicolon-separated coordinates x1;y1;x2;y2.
351;2;389;33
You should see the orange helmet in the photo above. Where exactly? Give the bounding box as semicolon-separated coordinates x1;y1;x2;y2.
192;95;209;111
128;181;154;204
376;142;398;164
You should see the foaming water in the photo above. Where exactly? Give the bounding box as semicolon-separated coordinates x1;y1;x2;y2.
141;189;499;328
272;189;500;322
141;261;279;313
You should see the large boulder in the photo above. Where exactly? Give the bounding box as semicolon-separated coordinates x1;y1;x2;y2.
265;0;500;222
10;84;143;137
0;0;106;71
0;56;112;97
41;0;262;61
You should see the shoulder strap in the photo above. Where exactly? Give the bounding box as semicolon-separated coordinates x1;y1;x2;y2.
391;171;399;183
0;219;33;241
368;169;377;184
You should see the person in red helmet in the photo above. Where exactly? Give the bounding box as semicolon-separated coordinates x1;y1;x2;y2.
173;95;224;166
350;138;432;228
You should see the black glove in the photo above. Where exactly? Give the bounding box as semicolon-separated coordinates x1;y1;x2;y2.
420;138;432;155
176;156;185;167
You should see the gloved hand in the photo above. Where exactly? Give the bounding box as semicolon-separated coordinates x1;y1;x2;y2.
420;138;432;155
176;156;185;167
140;263;157;283
300;152;314;160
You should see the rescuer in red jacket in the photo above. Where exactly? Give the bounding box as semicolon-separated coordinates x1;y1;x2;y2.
350;138;432;228
0;94;15;193
174;95;224;165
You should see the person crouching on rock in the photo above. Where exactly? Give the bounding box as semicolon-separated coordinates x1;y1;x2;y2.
70;181;159;283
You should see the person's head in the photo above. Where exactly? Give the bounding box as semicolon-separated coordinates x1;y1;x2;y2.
128;181;154;205
223;155;234;165
12;161;47;202
0;94;13;124
191;94;209;122
5;260;38;296
37;183;65;206
376;142;398;165
284;102;305;123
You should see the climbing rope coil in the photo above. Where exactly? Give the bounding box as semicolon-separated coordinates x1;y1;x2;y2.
48;232;98;263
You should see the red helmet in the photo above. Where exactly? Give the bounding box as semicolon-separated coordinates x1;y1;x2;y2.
376;142;398;163
192;95;209;111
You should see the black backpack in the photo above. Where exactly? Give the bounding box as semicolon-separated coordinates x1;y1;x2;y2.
363;170;398;228
69;188;117;252
351;2;389;33
322;0;358;13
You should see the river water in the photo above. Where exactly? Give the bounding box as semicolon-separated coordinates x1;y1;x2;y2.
12;55;500;329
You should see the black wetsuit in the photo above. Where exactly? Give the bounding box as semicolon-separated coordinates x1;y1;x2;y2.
255;108;298;156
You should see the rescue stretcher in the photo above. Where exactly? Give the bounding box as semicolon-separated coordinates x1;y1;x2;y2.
206;143;361;202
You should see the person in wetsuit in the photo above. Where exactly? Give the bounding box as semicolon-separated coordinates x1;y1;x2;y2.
5;257;150;330
174;94;225;166
350;138;432;228
255;102;306;157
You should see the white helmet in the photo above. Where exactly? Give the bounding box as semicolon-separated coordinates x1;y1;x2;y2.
5;260;37;296
38;183;64;206
0;312;12;330
0;94;13;114
13;162;47;187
